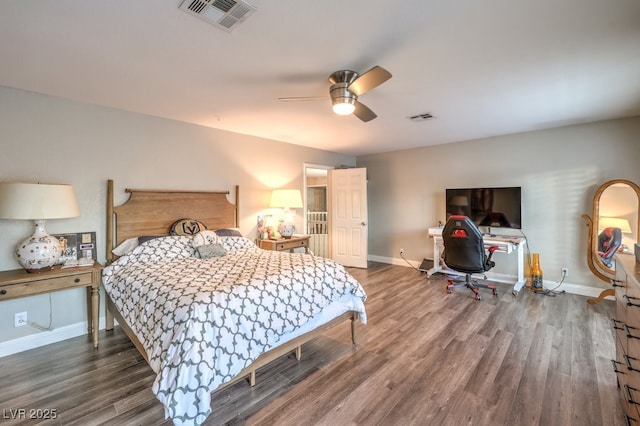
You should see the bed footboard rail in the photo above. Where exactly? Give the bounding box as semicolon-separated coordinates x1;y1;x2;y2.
217;310;359;392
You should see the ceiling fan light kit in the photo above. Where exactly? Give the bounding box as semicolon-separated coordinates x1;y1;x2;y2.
332;100;356;115
280;66;392;122
330;85;356;115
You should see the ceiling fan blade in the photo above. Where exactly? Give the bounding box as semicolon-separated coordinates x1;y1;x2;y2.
348;66;392;96
353;101;377;122
278;96;327;102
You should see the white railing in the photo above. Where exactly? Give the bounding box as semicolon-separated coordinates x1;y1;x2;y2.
307;211;328;257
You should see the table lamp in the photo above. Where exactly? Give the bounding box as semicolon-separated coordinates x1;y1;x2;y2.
0;182;80;272
270;189;303;239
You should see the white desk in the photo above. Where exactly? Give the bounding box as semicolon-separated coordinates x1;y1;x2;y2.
427;227;527;295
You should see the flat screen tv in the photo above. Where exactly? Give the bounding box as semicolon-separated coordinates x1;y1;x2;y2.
445;186;522;230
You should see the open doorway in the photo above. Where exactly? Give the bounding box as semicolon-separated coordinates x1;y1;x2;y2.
303;164;333;257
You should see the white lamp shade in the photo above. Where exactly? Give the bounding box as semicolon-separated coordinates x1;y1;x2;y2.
599;216;632;233
0;182;80;219
0;182;79;272
270;189;303;209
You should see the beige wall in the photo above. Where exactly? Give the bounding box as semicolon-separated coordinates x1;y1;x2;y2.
357;116;640;289
2;83;639;348
0;86;355;343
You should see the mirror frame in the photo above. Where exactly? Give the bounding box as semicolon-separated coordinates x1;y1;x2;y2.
583;179;640;283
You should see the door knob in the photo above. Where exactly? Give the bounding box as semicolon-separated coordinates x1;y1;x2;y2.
361;222;366;226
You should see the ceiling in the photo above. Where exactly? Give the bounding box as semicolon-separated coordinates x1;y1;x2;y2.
1;1;639;156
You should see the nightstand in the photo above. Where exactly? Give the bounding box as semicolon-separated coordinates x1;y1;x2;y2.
259;235;310;253
0;263;102;348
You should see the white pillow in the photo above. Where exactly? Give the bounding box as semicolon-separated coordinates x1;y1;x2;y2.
192;230;221;248
112;237;139;256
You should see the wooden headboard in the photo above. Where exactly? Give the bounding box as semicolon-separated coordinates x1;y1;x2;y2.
106;179;239;263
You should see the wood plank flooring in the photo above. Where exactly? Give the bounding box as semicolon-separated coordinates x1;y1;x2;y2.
0;262;624;425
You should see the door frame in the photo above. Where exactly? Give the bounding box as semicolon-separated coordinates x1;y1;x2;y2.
303;163;334;256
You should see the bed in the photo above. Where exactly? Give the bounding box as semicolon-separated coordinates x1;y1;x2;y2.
102;180;367;425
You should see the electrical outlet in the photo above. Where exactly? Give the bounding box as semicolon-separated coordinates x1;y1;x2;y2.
400;248;405;255
14;312;27;327
561;268;568;277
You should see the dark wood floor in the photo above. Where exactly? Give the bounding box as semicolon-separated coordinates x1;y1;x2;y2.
0;262;623;425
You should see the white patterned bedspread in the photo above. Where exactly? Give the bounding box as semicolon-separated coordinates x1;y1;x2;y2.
102;236;367;425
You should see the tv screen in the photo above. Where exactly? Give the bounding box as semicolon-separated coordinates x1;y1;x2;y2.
445;187;522;229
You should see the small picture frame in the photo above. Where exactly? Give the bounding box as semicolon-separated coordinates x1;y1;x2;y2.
54;231;97;265
257;214;278;240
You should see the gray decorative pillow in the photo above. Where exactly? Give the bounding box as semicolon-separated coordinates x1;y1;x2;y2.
138;235;163;244
214;228;243;237
196;243;227;259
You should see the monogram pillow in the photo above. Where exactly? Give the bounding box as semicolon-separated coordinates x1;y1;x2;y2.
170;218;207;236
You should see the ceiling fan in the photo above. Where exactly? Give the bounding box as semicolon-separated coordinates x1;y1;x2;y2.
278;66;392;122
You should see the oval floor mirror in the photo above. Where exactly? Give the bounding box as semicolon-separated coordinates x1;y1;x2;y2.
583;179;640;304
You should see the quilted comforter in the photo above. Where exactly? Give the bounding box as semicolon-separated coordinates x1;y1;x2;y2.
102;235;367;425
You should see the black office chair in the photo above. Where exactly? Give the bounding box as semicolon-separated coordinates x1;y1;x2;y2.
598;227;622;268
442;215;498;300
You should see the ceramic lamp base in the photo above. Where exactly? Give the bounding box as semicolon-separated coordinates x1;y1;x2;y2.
278;222;295;239
15;220;61;272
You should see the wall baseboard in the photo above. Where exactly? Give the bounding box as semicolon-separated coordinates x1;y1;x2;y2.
368;255;611;300
0;316;108;358
370;254;422;269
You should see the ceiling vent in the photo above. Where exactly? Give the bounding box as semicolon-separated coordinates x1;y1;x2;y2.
179;0;257;32
408;113;435;122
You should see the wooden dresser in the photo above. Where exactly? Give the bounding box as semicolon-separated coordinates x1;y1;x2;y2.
612;253;640;423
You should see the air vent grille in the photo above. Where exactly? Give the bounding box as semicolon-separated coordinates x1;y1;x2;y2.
408;113;435;122
187;0;207;14
212;0;236;13
231;4;253;18
179;0;257;32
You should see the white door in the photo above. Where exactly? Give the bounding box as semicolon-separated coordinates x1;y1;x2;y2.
329;167;368;268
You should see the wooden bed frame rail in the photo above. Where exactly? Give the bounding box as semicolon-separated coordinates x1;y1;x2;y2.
106;291;358;390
